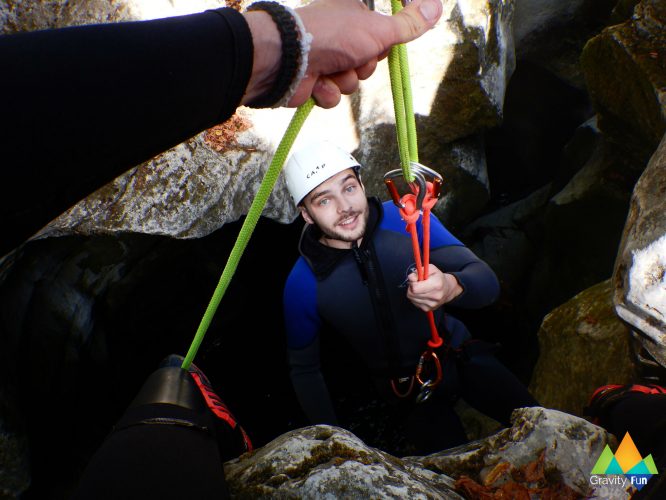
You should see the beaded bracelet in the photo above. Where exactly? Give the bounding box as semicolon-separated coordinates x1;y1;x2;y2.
246;1;312;108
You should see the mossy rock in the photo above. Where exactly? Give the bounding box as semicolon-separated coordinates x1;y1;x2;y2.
529;279;637;416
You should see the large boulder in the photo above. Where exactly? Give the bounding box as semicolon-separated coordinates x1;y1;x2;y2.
225;407;625;499
417;407;626;499
358;134;490;232
614;133;666;370
524;131;641;321
581;0;666;165
463;184;550;298
41;113;300;240
357;0;516;145
513;0;620;88
483;61;592;208
529;280;637;416
224;425;462;498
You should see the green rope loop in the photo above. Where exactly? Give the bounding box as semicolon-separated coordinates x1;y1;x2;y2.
182;98;315;371
389;0;418;180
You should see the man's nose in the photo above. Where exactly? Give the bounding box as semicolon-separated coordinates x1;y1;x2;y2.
337;201;351;213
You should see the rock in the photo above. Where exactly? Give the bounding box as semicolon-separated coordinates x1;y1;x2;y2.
529;280;637;416
463;184;551;297
525;132;640;321
513;0;618;88
223;425;463;499
0;0;135;32
552;116;604;193
358;134;490;232
610;0;642;24
425;0;515;142
40;113;301;241
415;407;627;499
0;0;229;34
614;133;666;369
357;0;516;145
424;135;490;231
484;61;592;207
224;408;620;498
581;0;666;165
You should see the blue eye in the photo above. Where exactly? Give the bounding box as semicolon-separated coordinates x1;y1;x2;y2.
345;185;356;193
319;198;329;206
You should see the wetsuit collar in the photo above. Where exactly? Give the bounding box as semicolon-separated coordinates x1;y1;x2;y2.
299;197;383;280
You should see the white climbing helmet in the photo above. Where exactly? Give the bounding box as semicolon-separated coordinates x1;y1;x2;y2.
284;141;361;205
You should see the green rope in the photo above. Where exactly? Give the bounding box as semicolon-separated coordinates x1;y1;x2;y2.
388;46;412;181
182;98;315;371
398;43;418;164
389;0;418;179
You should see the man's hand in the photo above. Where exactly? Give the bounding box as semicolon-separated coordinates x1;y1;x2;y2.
407;264;463;312
243;0;443;108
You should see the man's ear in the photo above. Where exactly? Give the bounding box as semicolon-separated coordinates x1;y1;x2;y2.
299;206;314;225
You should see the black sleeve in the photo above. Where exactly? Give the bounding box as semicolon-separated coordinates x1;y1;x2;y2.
288;339;339;426
0;8;253;255
432;245;500;309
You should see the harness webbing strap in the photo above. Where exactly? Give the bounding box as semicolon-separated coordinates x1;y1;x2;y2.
182;98;315;371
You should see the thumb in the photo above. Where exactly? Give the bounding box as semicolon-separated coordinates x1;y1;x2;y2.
389;0;442;44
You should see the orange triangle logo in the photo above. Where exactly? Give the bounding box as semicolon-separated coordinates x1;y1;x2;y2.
615;432;643;472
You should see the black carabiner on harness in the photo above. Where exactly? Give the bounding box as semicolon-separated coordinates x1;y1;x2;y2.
414;349;443;404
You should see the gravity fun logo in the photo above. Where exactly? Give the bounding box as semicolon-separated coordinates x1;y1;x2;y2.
590;432;658;491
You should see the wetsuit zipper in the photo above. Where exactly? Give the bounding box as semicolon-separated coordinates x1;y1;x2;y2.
352;241;402;377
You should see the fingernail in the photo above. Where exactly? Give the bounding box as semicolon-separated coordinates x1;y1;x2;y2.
419;0;441;22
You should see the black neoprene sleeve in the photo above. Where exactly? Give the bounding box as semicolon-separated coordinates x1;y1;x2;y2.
288;338;339;425
432;245;501;308
0;8;253;255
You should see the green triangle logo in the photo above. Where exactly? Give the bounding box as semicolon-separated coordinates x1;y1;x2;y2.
644;454;659;475
592;445;615;474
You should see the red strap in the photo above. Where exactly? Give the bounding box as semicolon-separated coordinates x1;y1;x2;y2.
190;371;254;452
399;182;443;350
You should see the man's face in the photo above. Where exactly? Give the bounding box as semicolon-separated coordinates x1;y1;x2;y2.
300;168;369;249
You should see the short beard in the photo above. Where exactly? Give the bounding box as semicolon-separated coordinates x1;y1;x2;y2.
319;203;370;244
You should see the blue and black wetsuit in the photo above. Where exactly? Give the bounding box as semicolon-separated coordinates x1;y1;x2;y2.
284;198;537;452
